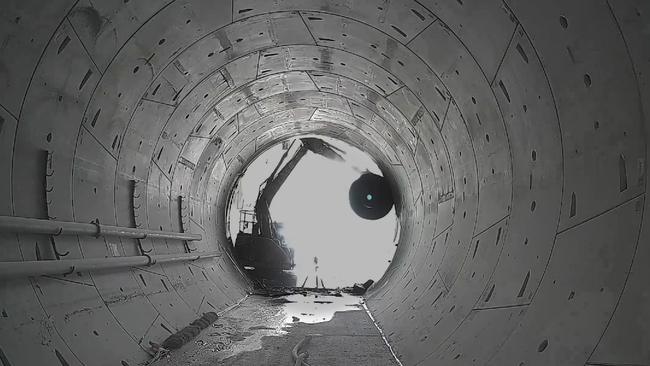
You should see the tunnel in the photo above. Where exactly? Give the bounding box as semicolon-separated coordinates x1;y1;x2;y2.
0;0;649;365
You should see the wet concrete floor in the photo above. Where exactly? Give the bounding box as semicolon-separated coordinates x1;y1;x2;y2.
152;292;398;365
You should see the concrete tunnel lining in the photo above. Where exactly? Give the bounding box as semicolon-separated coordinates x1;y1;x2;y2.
0;1;649;365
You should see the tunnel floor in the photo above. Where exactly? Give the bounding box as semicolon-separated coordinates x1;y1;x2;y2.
151;292;398;365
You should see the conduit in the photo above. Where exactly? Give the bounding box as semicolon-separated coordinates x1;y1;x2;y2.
0;251;220;279
0;215;201;241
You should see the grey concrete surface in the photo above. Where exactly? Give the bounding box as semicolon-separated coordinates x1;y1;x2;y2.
0;1;649;365
151;293;398;365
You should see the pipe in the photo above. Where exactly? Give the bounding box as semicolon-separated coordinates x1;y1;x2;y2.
0;251;221;279
0;215;201;241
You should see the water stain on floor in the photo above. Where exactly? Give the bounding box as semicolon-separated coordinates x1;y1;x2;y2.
151;292;397;365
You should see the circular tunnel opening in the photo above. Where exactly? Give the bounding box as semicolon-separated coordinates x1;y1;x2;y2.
226;136;398;289
1;1;648;365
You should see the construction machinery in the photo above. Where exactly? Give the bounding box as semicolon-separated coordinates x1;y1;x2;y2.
233;138;344;271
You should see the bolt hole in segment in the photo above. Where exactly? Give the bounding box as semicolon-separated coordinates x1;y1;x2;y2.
227;136;397;289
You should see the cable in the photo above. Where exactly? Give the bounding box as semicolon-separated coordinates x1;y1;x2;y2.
291;335;312;366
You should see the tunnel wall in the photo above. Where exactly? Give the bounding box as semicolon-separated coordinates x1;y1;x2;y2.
0;1;648;366
365;1;650;365
0;2;255;365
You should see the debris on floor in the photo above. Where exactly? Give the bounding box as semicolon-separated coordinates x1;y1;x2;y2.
349;279;375;295
291;335;312;366
150;289;397;365
155;311;220;351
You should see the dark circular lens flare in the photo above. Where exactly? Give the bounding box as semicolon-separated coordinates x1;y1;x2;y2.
349;173;394;220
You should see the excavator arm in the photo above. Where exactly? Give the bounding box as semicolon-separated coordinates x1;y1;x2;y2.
253;144;309;238
253;138;344;238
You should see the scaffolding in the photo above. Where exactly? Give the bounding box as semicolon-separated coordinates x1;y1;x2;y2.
239;209;257;233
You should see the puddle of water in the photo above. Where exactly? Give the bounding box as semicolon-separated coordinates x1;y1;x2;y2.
205;297;289;360
218;293;362;362
154;293;365;364
281;293;362;325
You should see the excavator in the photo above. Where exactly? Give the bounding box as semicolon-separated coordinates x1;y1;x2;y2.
233;137;344;272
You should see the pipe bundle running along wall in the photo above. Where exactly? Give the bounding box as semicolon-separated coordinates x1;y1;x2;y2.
0;215;202;241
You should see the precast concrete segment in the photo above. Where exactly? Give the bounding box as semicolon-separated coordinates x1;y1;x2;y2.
0;1;648;366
